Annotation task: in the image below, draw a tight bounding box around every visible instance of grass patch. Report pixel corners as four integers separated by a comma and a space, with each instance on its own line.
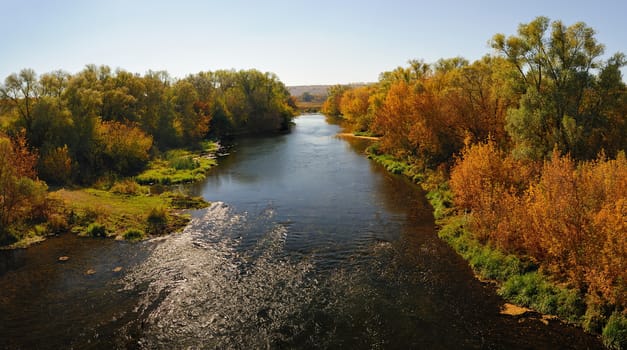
437, 215, 530, 281
51, 188, 190, 240
122, 228, 146, 241
367, 152, 411, 175
161, 191, 210, 209
146, 206, 168, 234
136, 149, 217, 185
436, 213, 586, 324
603, 312, 627, 350
499, 272, 585, 322
110, 180, 150, 195
423, 178, 454, 220
85, 222, 107, 238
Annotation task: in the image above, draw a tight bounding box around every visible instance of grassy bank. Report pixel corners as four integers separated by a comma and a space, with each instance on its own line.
367, 150, 625, 349
3, 145, 217, 248
136, 143, 218, 185
51, 185, 208, 241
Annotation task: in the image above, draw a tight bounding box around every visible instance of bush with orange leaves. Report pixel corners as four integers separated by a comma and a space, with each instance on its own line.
449, 140, 535, 248
451, 142, 626, 310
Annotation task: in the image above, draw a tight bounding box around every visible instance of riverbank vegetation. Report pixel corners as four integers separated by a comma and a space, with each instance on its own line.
0, 67, 296, 246
328, 17, 626, 348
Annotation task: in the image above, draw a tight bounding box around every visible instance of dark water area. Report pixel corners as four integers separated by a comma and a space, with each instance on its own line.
0, 114, 603, 349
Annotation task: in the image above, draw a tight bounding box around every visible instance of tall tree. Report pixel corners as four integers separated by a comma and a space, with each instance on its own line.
0, 133, 47, 241
321, 84, 348, 117
491, 16, 622, 159
171, 80, 210, 145
0, 69, 40, 133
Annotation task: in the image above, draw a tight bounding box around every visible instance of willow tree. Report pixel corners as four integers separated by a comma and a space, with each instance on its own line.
492, 16, 625, 159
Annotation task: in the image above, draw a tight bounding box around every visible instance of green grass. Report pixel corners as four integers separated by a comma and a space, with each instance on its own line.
367, 152, 411, 175
122, 228, 146, 241
499, 272, 585, 322
85, 222, 107, 238
52, 187, 201, 240
603, 313, 627, 350
437, 215, 529, 281
353, 131, 378, 137
2, 144, 217, 247
136, 149, 217, 185
161, 191, 210, 209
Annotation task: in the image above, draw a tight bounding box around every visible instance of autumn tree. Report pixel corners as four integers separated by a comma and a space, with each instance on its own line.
321, 84, 349, 117
338, 85, 374, 132
0, 133, 47, 243
447, 56, 519, 145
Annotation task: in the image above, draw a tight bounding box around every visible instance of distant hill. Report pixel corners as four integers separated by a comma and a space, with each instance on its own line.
287, 85, 331, 98
287, 84, 372, 112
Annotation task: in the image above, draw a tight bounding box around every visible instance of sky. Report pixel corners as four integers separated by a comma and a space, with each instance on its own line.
1, 0, 626, 86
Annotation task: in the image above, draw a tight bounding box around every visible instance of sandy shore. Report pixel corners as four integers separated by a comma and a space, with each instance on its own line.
336, 133, 380, 140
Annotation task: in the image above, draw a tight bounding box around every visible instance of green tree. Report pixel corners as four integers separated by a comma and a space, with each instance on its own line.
40, 70, 69, 98
492, 16, 623, 159
100, 69, 142, 123
171, 80, 210, 145
29, 95, 74, 154
0, 69, 40, 134
321, 84, 348, 117
98, 121, 153, 176
63, 66, 104, 181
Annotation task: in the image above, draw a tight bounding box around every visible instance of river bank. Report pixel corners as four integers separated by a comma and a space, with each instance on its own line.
1, 144, 219, 250
0, 114, 607, 348
336, 132, 380, 141
365, 150, 623, 349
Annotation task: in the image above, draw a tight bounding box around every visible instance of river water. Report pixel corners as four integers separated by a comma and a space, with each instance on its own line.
0, 114, 602, 349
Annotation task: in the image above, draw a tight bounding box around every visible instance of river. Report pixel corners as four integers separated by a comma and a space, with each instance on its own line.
0, 114, 602, 349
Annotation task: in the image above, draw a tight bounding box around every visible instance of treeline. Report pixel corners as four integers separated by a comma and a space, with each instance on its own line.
0, 66, 295, 243
324, 16, 626, 343
0, 66, 296, 184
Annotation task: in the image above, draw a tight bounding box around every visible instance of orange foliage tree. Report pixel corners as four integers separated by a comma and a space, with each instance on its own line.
338, 85, 374, 132
451, 144, 626, 309
0, 132, 47, 239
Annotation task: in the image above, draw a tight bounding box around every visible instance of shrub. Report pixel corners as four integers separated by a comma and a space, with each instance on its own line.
147, 206, 168, 234
46, 213, 69, 234
38, 145, 72, 185
603, 313, 627, 350
122, 228, 146, 241
110, 180, 148, 195
168, 155, 198, 170
86, 222, 107, 238
163, 191, 210, 209
99, 121, 153, 176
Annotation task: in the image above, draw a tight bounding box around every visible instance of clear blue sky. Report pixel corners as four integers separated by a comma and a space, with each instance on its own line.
1, 0, 626, 85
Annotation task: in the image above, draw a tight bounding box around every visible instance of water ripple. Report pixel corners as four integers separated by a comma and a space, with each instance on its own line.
121, 202, 317, 349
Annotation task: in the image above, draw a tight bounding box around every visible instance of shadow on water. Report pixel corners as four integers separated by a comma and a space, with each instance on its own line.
0, 114, 603, 349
